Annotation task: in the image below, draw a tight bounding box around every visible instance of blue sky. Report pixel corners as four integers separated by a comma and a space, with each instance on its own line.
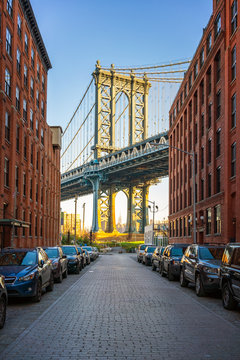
30, 0, 213, 229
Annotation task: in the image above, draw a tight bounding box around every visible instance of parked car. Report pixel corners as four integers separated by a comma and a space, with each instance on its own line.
136, 244, 148, 263
60, 245, 82, 274
160, 244, 188, 280
151, 246, 165, 271
220, 243, 240, 310
142, 245, 157, 266
43, 246, 68, 283
92, 247, 99, 258
0, 247, 54, 302
77, 246, 86, 268
180, 244, 225, 296
82, 249, 91, 265
82, 246, 95, 261
0, 274, 7, 329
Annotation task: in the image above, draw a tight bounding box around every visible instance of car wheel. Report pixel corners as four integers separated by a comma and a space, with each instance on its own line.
168, 266, 174, 281
46, 273, 54, 292
195, 274, 205, 297
57, 269, 63, 283
75, 263, 80, 274
180, 268, 188, 287
152, 263, 156, 271
0, 297, 6, 329
32, 279, 42, 302
63, 268, 68, 279
222, 282, 238, 310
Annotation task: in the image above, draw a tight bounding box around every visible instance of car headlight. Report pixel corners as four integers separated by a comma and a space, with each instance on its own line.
19, 272, 35, 282
202, 266, 218, 274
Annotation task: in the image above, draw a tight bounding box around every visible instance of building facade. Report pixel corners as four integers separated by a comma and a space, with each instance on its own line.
0, 0, 61, 248
61, 212, 82, 238
169, 0, 239, 245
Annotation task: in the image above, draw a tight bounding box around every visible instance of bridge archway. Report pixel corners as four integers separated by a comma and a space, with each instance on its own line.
115, 190, 128, 233
115, 92, 129, 149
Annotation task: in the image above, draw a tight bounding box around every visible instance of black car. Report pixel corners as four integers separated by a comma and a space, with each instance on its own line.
0, 248, 54, 302
0, 274, 7, 329
151, 246, 165, 271
44, 246, 68, 283
142, 246, 157, 266
160, 244, 188, 280
221, 243, 240, 310
180, 244, 225, 296
60, 245, 82, 274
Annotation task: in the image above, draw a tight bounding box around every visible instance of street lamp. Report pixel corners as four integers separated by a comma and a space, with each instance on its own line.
147, 200, 159, 244
152, 140, 196, 244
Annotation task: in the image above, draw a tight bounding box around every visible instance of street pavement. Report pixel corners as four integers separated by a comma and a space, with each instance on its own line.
1, 253, 240, 360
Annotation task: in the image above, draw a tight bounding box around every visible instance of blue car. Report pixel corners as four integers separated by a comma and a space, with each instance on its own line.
0, 248, 54, 302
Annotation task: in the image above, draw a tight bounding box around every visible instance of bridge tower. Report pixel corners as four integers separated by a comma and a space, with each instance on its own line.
88, 61, 151, 239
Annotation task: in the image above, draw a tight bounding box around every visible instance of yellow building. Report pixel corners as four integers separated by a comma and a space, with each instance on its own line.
61, 212, 81, 238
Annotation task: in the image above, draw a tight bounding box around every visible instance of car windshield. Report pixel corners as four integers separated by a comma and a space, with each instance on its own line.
147, 247, 156, 253
140, 245, 147, 250
199, 247, 224, 260
0, 251, 37, 266
77, 248, 82, 254
44, 249, 59, 258
61, 247, 77, 255
161, 248, 165, 255
171, 248, 185, 256
82, 247, 92, 251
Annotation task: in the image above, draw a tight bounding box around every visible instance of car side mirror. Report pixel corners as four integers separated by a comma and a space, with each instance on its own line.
39, 259, 44, 267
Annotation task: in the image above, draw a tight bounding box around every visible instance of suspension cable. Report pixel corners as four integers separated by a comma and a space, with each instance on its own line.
102, 60, 191, 71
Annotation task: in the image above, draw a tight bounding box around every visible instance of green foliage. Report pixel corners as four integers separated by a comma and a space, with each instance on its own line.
120, 242, 142, 253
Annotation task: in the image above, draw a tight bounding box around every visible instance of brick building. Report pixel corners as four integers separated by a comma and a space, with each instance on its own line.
0, 0, 62, 248
169, 0, 239, 244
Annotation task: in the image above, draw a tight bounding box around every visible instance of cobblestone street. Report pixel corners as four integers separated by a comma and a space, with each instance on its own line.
1, 253, 240, 360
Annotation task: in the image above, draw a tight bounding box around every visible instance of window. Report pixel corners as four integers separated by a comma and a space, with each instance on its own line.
17, 14, 22, 37
194, 91, 198, 115
207, 32, 212, 54
201, 114, 204, 136
35, 215, 38, 237
231, 0, 238, 34
208, 103, 212, 128
200, 48, 204, 68
31, 48, 35, 68
231, 93, 236, 128
216, 91, 221, 119
5, 112, 10, 141
4, 158, 9, 187
232, 248, 240, 267
41, 128, 44, 145
16, 125, 20, 152
24, 33, 28, 54
41, 157, 44, 175
41, 100, 44, 118
23, 172, 26, 196
201, 179, 204, 201
214, 205, 221, 234
180, 92, 183, 107
208, 139, 212, 163
206, 208, 211, 235
30, 77, 34, 98
30, 179, 32, 200
24, 134, 27, 159
208, 173, 212, 197
215, 13, 221, 38
24, 64, 28, 87
36, 182, 38, 202
15, 166, 19, 192
184, 83, 187, 99
36, 150, 39, 170
40, 217, 43, 237
195, 123, 198, 144
37, 63, 40, 80
231, 142, 236, 177
194, 62, 198, 80
216, 129, 221, 157
29, 213, 32, 236
6, 27, 12, 57
36, 119, 39, 138
231, 45, 236, 81
201, 147, 204, 169
23, 99, 27, 122
36, 90, 39, 108
200, 80, 204, 105
215, 51, 221, 82
30, 108, 33, 130
188, 215, 191, 236
189, 72, 192, 90
41, 187, 43, 205
22, 210, 25, 236
42, 75, 45, 92
16, 86, 20, 111
216, 166, 221, 193
207, 67, 211, 95
5, 68, 11, 97
17, 48, 21, 74
7, 0, 13, 17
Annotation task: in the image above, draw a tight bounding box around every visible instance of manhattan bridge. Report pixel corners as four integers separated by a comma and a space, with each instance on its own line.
61, 60, 190, 240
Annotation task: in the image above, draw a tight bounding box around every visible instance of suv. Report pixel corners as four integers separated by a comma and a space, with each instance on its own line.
136, 244, 148, 263
160, 244, 188, 280
60, 245, 82, 274
151, 246, 165, 271
0, 248, 54, 302
44, 246, 68, 283
0, 274, 7, 329
220, 243, 240, 310
142, 245, 157, 266
180, 244, 225, 296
